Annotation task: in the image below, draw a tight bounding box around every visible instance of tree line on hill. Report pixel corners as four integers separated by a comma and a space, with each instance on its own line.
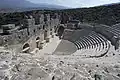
0, 3, 120, 27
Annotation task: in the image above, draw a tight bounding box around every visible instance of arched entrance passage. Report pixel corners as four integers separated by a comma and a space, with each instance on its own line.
57, 26, 65, 39
54, 26, 57, 33
22, 43, 30, 53
36, 37, 40, 48
44, 30, 48, 40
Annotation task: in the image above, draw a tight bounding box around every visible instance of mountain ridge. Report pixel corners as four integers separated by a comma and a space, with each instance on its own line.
0, 0, 66, 9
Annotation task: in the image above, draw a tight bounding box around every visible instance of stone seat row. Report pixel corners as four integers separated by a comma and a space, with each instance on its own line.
102, 26, 120, 36
71, 31, 110, 56
94, 24, 120, 50
67, 29, 92, 42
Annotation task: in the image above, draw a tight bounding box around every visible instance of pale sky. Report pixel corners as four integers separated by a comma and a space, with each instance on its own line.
28, 0, 120, 8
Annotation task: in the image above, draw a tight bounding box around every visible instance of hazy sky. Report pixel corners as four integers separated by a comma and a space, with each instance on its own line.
28, 0, 120, 8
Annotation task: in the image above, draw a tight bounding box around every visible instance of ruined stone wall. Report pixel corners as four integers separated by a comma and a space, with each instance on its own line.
21, 14, 60, 52
0, 13, 61, 53
13, 29, 29, 43
0, 28, 29, 46
39, 14, 44, 24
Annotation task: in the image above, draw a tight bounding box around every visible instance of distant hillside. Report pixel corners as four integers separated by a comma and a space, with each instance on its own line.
0, 0, 66, 12
60, 2, 120, 26
0, 3, 120, 26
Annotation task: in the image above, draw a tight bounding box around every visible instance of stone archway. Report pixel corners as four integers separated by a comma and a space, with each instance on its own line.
44, 30, 48, 40
57, 26, 65, 39
22, 43, 30, 53
36, 37, 40, 48
54, 26, 57, 33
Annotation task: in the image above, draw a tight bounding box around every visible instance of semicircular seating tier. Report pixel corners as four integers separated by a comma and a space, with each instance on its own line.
62, 29, 110, 57
101, 24, 120, 37
94, 24, 120, 49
